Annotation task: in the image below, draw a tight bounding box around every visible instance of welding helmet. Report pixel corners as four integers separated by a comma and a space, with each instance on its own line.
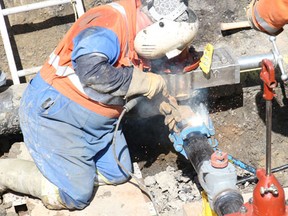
134, 0, 199, 60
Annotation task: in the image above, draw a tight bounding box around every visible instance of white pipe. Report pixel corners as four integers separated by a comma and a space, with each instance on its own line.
238, 52, 276, 71
74, 0, 85, 17
0, 0, 85, 84
17, 66, 42, 77
0, 4, 20, 84
1, 0, 73, 16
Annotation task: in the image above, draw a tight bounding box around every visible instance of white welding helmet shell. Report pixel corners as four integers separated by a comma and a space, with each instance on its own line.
134, 0, 199, 59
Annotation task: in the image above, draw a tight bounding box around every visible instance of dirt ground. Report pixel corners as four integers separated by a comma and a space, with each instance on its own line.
0, 0, 288, 215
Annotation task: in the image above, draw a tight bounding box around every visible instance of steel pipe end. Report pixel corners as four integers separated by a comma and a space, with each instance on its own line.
213, 190, 244, 216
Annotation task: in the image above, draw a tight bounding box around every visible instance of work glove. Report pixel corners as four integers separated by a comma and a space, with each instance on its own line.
150, 92, 196, 132
125, 67, 168, 99
160, 97, 198, 132
158, 96, 182, 132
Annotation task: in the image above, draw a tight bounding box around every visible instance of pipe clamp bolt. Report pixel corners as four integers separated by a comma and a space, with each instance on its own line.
210, 150, 228, 168
239, 205, 247, 214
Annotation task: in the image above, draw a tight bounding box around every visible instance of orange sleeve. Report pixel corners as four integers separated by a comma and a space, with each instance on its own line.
254, 0, 288, 31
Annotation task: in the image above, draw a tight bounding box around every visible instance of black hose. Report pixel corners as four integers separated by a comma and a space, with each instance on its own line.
112, 109, 130, 176
112, 96, 144, 174
111, 97, 160, 215
237, 163, 288, 185
112, 97, 145, 177
183, 132, 214, 172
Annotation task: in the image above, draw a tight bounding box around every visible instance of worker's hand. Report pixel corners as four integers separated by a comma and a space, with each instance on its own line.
125, 67, 168, 99
158, 96, 182, 132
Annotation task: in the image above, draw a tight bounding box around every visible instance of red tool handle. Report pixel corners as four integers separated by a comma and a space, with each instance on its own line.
260, 59, 277, 101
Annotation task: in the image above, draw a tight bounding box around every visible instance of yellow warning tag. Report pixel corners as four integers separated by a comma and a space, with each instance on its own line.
199, 43, 214, 74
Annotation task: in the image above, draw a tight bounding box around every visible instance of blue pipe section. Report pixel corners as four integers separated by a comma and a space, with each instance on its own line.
169, 115, 217, 159
227, 154, 256, 174
169, 113, 256, 174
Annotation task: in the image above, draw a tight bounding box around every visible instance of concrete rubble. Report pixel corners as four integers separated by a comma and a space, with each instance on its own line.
144, 166, 201, 216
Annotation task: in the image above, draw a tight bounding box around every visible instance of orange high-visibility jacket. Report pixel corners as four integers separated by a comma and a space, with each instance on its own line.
39, 0, 142, 118
252, 0, 288, 34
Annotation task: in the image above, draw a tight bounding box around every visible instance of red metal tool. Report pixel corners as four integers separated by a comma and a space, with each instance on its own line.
226, 59, 288, 216
260, 59, 277, 101
211, 150, 228, 168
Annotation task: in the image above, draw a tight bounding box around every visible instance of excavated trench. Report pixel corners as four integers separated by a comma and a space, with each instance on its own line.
0, 0, 288, 215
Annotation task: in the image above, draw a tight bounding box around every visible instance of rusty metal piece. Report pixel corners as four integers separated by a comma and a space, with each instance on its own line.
211, 150, 228, 168
260, 59, 277, 101
260, 59, 277, 176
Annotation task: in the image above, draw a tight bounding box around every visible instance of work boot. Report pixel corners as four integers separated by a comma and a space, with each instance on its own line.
7, 142, 33, 161
0, 158, 66, 210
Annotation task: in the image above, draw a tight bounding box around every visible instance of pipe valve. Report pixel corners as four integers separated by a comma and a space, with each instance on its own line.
260, 184, 279, 196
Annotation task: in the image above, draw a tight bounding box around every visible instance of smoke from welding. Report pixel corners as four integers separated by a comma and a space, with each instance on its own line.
133, 87, 209, 122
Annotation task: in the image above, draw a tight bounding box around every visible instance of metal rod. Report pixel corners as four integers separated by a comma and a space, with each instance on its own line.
266, 100, 272, 176
1, 0, 72, 16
